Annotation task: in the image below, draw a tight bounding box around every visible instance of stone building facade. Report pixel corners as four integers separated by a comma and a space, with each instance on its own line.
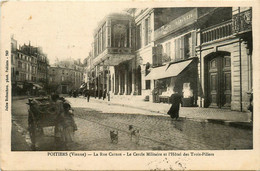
11, 38, 49, 95
196, 7, 252, 111
84, 7, 252, 112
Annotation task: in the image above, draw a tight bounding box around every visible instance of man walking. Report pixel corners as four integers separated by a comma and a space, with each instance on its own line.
86, 89, 90, 102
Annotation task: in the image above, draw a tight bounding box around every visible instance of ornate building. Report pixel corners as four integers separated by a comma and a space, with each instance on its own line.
89, 11, 135, 98
85, 7, 253, 112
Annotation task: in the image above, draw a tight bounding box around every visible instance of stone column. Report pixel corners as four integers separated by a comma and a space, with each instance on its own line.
102, 61, 105, 99
141, 65, 146, 96
131, 69, 135, 95
124, 69, 128, 95
118, 68, 121, 95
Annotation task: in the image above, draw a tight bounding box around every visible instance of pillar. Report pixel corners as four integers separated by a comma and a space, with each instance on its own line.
131, 69, 135, 95
124, 69, 127, 95
102, 62, 105, 99
118, 69, 121, 95
141, 65, 146, 95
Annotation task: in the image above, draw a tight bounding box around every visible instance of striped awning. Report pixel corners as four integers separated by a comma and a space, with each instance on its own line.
145, 59, 193, 80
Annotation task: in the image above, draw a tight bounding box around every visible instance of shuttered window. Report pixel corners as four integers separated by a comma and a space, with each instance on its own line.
173, 31, 197, 62
191, 31, 196, 57
148, 16, 151, 43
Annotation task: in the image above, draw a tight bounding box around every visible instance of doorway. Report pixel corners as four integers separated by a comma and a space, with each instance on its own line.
206, 53, 231, 108
61, 85, 68, 94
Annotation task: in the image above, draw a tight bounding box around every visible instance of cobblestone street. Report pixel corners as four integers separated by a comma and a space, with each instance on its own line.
11, 97, 253, 151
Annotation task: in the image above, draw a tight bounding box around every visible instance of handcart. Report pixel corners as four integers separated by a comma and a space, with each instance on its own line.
27, 97, 61, 150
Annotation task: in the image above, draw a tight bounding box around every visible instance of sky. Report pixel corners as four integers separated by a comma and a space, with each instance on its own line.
2, 1, 128, 64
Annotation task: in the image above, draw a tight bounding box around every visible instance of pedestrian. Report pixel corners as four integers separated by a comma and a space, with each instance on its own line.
248, 89, 253, 122
167, 89, 183, 120
99, 89, 102, 99
54, 102, 77, 150
85, 89, 90, 102
103, 88, 107, 100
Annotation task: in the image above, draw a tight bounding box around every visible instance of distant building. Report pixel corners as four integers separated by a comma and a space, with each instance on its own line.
48, 59, 84, 94
83, 52, 93, 89
11, 38, 49, 95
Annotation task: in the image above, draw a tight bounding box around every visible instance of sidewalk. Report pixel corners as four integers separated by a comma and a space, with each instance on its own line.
83, 95, 252, 129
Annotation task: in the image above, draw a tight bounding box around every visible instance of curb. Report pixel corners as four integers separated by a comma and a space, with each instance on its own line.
76, 96, 253, 130
206, 119, 252, 130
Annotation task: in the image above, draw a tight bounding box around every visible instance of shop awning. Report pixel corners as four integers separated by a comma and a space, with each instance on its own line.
163, 60, 193, 78
33, 84, 43, 89
145, 59, 193, 80
145, 64, 169, 80
17, 85, 23, 89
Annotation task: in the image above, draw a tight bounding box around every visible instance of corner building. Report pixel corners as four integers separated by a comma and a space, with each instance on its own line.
196, 7, 252, 111
91, 12, 136, 98
89, 7, 253, 112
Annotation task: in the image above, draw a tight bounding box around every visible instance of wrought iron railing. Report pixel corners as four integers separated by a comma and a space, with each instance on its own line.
232, 8, 252, 34
201, 20, 232, 44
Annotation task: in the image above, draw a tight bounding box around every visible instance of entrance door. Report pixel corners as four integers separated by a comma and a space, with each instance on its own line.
61, 85, 67, 94
208, 55, 231, 108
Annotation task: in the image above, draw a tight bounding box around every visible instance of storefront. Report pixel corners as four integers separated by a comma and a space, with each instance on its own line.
145, 58, 198, 106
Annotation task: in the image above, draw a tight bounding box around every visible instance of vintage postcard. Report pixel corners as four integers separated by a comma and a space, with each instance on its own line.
0, 0, 260, 170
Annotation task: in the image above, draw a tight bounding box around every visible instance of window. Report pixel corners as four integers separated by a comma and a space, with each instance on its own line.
145, 80, 151, 90
94, 34, 98, 57
152, 45, 163, 67
102, 24, 106, 51
11, 54, 14, 64
61, 76, 64, 81
145, 18, 149, 46
136, 24, 142, 50
162, 42, 171, 63
184, 33, 192, 58
174, 32, 196, 61
112, 24, 128, 48
98, 29, 102, 53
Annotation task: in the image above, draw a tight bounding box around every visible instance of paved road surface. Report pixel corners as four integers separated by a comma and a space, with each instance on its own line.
11, 97, 253, 151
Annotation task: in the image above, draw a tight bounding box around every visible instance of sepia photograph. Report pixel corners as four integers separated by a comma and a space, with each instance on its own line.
1, 1, 259, 170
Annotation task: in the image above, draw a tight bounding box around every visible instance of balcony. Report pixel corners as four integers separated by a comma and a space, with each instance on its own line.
232, 8, 252, 35
201, 20, 232, 44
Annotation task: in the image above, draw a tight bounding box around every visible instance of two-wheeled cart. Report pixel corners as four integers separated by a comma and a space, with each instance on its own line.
27, 97, 60, 150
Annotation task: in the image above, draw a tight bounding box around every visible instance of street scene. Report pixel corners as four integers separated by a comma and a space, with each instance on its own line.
10, 6, 253, 151
12, 95, 252, 151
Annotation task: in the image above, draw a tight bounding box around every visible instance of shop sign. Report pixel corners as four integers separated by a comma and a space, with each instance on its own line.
155, 8, 198, 40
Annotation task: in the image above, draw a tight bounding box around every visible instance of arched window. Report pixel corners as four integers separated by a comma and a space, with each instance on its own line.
145, 62, 151, 76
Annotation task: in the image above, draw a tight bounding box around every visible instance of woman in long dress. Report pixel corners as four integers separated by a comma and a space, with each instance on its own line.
167, 91, 182, 120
